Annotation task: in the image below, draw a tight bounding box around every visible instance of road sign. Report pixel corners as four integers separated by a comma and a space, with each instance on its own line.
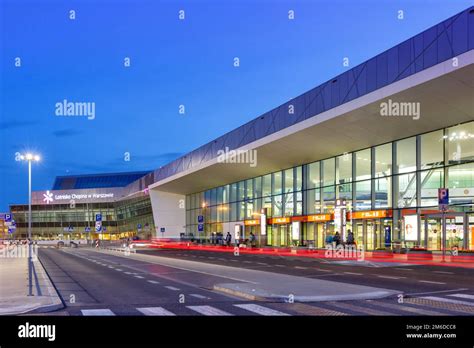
198, 224, 204, 232
85, 226, 91, 233
137, 223, 142, 232
160, 227, 165, 233
95, 213, 102, 232
198, 215, 204, 223
438, 188, 449, 211
5, 214, 12, 222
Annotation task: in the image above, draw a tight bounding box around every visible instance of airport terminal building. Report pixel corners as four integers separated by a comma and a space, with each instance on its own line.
10, 172, 155, 241
9, 7, 474, 251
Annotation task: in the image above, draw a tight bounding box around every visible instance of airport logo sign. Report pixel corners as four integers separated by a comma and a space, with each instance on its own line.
43, 191, 54, 204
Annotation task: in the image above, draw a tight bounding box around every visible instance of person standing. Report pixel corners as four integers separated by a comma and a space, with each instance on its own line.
333, 232, 341, 246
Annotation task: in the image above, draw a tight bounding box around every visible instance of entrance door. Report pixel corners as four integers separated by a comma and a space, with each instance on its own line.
366, 221, 375, 250
423, 213, 466, 251
354, 221, 364, 247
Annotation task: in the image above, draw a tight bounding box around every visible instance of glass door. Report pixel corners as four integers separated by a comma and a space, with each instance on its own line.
425, 217, 441, 250
366, 220, 374, 250
446, 217, 464, 250
424, 214, 465, 251
354, 221, 364, 247
279, 224, 289, 246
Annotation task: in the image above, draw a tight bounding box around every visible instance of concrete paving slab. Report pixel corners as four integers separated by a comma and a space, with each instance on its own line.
0, 246, 63, 315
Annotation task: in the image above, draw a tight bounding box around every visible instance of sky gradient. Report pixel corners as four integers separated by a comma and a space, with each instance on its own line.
1, 0, 472, 210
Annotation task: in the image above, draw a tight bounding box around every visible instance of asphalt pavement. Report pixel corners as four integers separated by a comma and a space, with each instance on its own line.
34, 246, 474, 316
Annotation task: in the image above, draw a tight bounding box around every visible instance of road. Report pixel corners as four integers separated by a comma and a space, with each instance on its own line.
35, 247, 474, 316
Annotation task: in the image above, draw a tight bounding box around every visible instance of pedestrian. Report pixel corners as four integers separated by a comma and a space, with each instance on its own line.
225, 232, 231, 246
249, 232, 256, 248
325, 233, 333, 246
333, 232, 341, 246
346, 230, 355, 245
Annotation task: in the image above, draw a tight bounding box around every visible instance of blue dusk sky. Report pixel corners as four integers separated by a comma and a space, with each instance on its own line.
0, 0, 472, 210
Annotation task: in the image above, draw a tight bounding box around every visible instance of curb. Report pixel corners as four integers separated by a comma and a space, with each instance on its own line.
213, 285, 265, 301
31, 256, 64, 313
213, 284, 400, 303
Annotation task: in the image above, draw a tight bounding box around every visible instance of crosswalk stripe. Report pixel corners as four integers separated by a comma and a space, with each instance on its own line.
433, 271, 454, 274
81, 309, 115, 316
294, 266, 308, 269
147, 280, 160, 284
187, 305, 233, 316
165, 286, 180, 291
422, 296, 474, 307
448, 293, 474, 300
136, 307, 176, 316
234, 304, 290, 316
344, 272, 362, 275
134, 275, 144, 279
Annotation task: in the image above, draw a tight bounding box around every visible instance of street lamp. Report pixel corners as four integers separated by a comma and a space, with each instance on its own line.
19, 152, 41, 296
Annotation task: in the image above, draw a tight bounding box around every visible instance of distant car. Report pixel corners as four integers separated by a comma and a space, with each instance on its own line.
70, 241, 78, 248
57, 241, 65, 248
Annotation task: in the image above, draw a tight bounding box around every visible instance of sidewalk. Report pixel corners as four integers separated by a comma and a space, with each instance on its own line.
0, 246, 63, 315
92, 247, 400, 302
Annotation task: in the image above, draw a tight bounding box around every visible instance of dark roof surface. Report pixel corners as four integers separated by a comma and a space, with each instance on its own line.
52, 171, 151, 190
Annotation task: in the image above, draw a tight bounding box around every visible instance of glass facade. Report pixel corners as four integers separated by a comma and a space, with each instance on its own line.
186, 121, 474, 250
10, 196, 154, 241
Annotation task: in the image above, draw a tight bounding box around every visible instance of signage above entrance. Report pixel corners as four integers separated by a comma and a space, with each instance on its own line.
349, 210, 391, 219
244, 219, 259, 226
268, 217, 290, 224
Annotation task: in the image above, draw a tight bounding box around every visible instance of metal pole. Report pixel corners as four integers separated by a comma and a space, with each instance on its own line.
442, 211, 446, 262
28, 160, 33, 296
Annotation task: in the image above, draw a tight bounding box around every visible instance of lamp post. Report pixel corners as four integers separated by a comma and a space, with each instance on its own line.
19, 153, 41, 296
